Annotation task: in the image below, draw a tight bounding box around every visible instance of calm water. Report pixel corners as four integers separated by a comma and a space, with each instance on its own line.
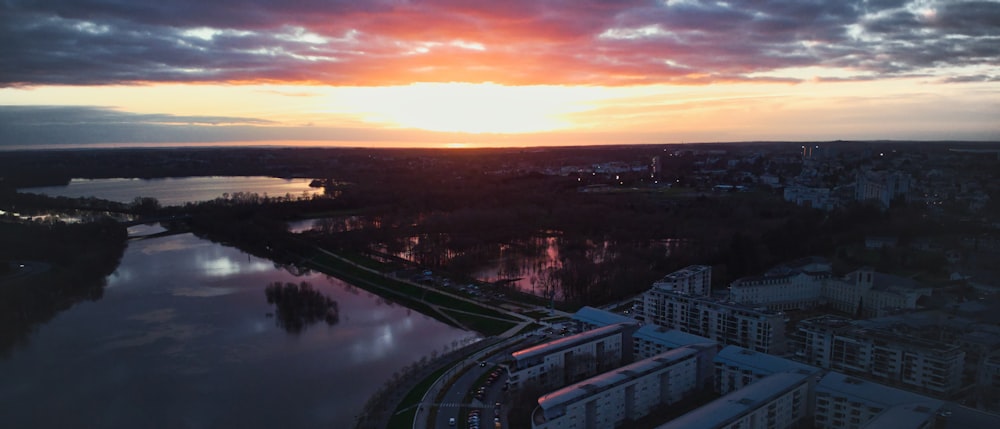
0, 226, 477, 429
19, 176, 324, 206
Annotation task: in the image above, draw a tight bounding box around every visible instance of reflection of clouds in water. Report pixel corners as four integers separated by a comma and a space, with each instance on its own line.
107, 267, 134, 287
129, 308, 176, 323
98, 322, 212, 351
141, 237, 209, 254
199, 256, 273, 277
351, 320, 406, 363
172, 287, 238, 297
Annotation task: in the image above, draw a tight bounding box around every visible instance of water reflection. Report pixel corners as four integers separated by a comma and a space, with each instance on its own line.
19, 176, 325, 206
264, 281, 340, 334
0, 231, 476, 429
370, 234, 692, 301
199, 256, 273, 277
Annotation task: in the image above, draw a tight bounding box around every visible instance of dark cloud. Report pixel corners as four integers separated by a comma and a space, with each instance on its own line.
1, 0, 997, 86
940, 74, 1000, 83
0, 105, 484, 147
0, 106, 273, 126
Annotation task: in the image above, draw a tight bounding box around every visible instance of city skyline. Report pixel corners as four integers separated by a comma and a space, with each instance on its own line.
1, 0, 998, 148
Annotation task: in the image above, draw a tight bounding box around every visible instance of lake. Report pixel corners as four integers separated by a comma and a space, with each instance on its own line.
0, 226, 477, 429
19, 176, 324, 206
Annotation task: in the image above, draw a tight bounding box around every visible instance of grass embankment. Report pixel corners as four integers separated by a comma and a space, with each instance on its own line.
386, 364, 451, 429
305, 250, 519, 336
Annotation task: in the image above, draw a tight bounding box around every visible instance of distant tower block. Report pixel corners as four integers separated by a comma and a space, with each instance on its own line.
651, 155, 662, 180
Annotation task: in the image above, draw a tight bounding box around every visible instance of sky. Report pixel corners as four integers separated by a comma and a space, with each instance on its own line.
1, 0, 998, 149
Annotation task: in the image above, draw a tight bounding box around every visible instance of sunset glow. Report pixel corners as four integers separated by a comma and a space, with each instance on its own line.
1, 0, 997, 148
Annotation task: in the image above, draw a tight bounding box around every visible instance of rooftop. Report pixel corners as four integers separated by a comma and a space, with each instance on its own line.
635, 325, 717, 349
537, 346, 702, 412
572, 306, 636, 328
714, 345, 819, 376
512, 323, 633, 362
656, 265, 711, 283
871, 272, 924, 291
817, 371, 943, 409
862, 402, 944, 429
654, 371, 812, 429
649, 289, 785, 316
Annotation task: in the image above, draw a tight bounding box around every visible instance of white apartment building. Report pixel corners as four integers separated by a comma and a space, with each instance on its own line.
729, 257, 832, 311
510, 322, 638, 390
728, 259, 931, 317
815, 372, 943, 429
640, 288, 788, 354
795, 317, 965, 398
531, 345, 715, 429
823, 268, 931, 318
713, 345, 821, 395
634, 324, 718, 360
855, 170, 911, 208
655, 370, 815, 429
651, 265, 713, 296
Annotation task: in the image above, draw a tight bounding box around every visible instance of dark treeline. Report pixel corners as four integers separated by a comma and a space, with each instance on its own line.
2, 144, 980, 309
0, 218, 127, 356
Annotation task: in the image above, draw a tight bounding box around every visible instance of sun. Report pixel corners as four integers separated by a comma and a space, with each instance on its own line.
321, 83, 607, 134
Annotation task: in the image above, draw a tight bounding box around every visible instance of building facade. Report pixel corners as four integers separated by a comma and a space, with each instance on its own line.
531, 345, 715, 429
640, 288, 788, 354
633, 324, 718, 360
814, 372, 943, 429
510, 323, 638, 390
729, 257, 832, 311
651, 265, 713, 296
713, 345, 820, 395
795, 317, 965, 398
655, 370, 815, 429
822, 268, 932, 318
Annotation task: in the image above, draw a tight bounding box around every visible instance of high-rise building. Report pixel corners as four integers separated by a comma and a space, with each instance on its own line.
651, 265, 713, 296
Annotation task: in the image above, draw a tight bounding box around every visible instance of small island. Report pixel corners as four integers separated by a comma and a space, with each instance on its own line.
264, 281, 340, 334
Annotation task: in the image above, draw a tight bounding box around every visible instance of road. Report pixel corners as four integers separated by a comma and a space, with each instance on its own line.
431, 335, 558, 429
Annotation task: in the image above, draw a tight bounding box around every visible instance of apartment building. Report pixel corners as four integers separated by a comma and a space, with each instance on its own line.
978, 352, 1000, 410
823, 268, 931, 318
572, 305, 636, 332
795, 316, 965, 398
728, 259, 931, 317
651, 265, 713, 296
634, 324, 718, 360
655, 370, 815, 429
814, 372, 943, 429
729, 257, 831, 311
531, 345, 715, 429
510, 322, 638, 390
640, 288, 788, 354
713, 345, 821, 395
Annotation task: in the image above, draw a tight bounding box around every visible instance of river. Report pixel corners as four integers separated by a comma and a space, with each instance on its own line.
0, 225, 477, 429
